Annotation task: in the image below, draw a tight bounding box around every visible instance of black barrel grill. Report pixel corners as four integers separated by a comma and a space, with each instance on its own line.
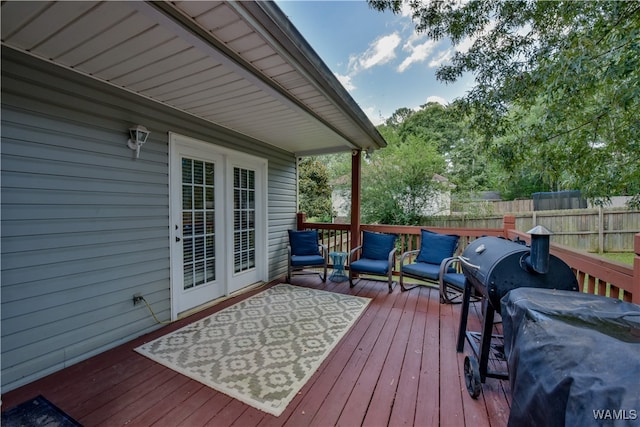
455, 227, 579, 398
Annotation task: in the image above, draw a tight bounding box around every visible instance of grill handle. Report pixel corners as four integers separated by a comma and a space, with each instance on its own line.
458, 255, 480, 270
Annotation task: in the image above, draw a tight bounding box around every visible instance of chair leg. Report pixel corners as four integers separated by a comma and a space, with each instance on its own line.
387, 272, 394, 293
440, 279, 451, 303
399, 270, 407, 291
399, 272, 419, 292
349, 270, 356, 288
322, 263, 327, 282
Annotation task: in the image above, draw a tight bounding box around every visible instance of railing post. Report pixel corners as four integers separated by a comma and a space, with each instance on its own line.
503, 215, 516, 239
633, 233, 640, 305
297, 212, 306, 231
351, 150, 362, 250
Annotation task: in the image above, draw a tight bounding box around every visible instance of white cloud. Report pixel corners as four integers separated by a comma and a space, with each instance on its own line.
350, 33, 402, 73
428, 49, 452, 68
335, 73, 356, 92
399, 2, 413, 18
425, 95, 448, 106
455, 36, 475, 54
363, 106, 385, 126
398, 38, 438, 72
455, 19, 496, 54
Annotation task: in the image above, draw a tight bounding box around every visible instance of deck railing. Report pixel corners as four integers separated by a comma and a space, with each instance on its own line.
296, 213, 640, 304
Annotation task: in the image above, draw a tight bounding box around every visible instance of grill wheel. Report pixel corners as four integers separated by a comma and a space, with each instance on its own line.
464, 355, 481, 399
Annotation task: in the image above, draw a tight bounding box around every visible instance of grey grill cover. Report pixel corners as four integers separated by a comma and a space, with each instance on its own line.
502, 288, 640, 427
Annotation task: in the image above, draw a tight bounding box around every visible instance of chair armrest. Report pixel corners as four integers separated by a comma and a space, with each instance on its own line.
349, 245, 363, 263
400, 249, 420, 265
388, 248, 397, 269
439, 256, 460, 278
319, 244, 328, 259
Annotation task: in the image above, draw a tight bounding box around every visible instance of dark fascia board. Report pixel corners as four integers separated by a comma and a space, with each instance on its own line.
241, 1, 387, 151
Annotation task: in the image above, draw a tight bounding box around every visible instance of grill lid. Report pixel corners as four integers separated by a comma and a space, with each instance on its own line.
460, 236, 579, 312
460, 237, 529, 285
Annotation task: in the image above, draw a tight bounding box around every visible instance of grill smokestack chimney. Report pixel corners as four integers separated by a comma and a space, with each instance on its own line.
525, 225, 552, 274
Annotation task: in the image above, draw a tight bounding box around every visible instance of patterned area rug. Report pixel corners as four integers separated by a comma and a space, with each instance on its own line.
135, 284, 370, 416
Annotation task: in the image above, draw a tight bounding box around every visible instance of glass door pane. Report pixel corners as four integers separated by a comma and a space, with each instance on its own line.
182, 158, 216, 289
233, 167, 256, 273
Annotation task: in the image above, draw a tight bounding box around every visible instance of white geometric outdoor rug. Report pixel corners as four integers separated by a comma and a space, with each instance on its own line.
135, 284, 370, 416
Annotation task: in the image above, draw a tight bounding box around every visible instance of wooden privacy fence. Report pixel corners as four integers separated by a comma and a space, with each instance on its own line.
296, 213, 640, 304
423, 208, 640, 253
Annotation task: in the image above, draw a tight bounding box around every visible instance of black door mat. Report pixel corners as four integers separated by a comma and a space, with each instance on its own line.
1, 395, 82, 427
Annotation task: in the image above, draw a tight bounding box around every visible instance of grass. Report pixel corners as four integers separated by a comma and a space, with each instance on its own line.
597, 252, 634, 265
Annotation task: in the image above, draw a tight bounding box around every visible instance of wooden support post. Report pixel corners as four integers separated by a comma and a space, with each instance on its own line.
297, 212, 306, 231
351, 150, 362, 250
633, 233, 640, 305
598, 205, 604, 253
503, 215, 516, 239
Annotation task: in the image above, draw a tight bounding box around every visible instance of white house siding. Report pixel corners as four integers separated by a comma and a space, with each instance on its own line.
0, 49, 297, 392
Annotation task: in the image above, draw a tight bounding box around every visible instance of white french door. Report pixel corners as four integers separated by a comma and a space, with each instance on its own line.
169, 133, 267, 319
228, 162, 262, 293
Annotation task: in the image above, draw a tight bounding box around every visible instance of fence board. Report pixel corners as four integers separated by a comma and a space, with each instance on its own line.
427, 209, 639, 253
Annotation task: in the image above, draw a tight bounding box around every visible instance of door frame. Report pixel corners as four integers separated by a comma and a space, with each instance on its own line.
225, 158, 267, 294
168, 132, 268, 320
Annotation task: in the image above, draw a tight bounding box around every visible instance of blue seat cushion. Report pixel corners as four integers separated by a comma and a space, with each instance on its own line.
443, 272, 466, 290
416, 229, 459, 265
361, 231, 397, 260
351, 258, 390, 275
291, 254, 325, 267
402, 262, 441, 281
288, 229, 321, 256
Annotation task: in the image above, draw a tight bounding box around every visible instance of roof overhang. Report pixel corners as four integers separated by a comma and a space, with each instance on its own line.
1, 1, 387, 156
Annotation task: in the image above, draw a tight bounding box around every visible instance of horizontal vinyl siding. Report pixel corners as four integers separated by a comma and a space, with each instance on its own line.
1, 48, 297, 392
1, 105, 171, 391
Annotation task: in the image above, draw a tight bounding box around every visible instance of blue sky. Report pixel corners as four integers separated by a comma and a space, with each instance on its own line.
276, 0, 475, 125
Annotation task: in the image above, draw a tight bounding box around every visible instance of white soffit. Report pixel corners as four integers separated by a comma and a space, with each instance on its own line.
0, 0, 386, 156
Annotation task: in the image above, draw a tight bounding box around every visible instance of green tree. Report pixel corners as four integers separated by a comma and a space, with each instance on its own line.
298, 157, 334, 221
385, 107, 415, 127
369, 0, 640, 202
361, 124, 447, 225
398, 102, 463, 153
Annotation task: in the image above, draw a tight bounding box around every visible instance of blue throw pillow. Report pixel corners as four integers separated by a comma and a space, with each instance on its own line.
288, 230, 321, 256
361, 231, 397, 260
416, 229, 458, 265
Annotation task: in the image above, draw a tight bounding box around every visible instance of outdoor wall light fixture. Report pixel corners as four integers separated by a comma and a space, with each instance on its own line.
127, 125, 150, 158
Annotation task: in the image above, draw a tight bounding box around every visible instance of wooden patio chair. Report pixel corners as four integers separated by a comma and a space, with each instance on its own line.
399, 229, 467, 303
287, 229, 328, 282
349, 230, 398, 293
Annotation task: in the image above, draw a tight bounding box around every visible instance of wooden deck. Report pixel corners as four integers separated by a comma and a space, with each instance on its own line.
1, 277, 510, 426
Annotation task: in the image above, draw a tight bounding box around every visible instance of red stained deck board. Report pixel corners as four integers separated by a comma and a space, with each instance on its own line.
438, 301, 467, 427
81, 367, 180, 426
414, 286, 441, 427
1, 277, 510, 427
149, 383, 211, 426
120, 376, 199, 426
388, 285, 435, 427
324, 287, 410, 426
178, 391, 234, 426
276, 280, 392, 427
361, 287, 420, 426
